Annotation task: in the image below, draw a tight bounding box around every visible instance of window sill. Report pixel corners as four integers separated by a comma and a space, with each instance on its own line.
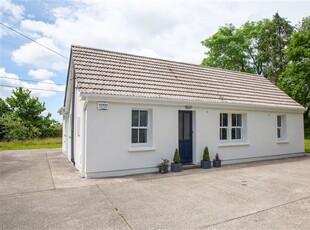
277, 140, 289, 144
218, 142, 250, 147
128, 146, 156, 152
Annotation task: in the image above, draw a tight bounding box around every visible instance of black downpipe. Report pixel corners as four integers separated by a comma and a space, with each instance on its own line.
71, 68, 76, 165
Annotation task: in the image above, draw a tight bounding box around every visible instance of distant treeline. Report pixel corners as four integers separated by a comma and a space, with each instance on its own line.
202, 13, 310, 127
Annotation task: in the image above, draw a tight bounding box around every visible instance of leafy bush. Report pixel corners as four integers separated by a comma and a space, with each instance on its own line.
0, 114, 40, 141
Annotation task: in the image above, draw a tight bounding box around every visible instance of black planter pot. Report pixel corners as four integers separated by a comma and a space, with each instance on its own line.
162, 165, 169, 173
158, 167, 163, 173
171, 163, 182, 172
213, 160, 221, 168
201, 160, 212, 169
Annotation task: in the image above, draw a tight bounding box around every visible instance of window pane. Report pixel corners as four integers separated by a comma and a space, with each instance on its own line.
184, 113, 190, 140
231, 128, 242, 140
220, 113, 223, 126
232, 114, 236, 126
237, 114, 242, 126
132, 110, 139, 127
231, 128, 236, 139
220, 113, 228, 127
236, 128, 242, 139
223, 113, 228, 126
277, 128, 281, 138
140, 111, 148, 127
277, 116, 281, 127
132, 129, 138, 143
139, 129, 147, 143
220, 128, 227, 140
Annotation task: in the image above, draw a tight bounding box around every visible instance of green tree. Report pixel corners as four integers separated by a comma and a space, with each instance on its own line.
0, 98, 10, 116
6, 87, 46, 128
201, 13, 293, 85
261, 13, 294, 84
0, 87, 62, 141
280, 17, 310, 126
201, 24, 251, 73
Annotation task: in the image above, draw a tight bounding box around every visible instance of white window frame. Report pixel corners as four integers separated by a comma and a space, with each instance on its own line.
219, 113, 245, 143
131, 109, 151, 146
277, 115, 287, 141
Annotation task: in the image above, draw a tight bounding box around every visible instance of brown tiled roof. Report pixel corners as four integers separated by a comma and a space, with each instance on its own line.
71, 45, 303, 110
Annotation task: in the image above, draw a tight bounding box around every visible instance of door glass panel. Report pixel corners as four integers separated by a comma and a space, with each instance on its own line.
179, 113, 183, 139
183, 113, 190, 140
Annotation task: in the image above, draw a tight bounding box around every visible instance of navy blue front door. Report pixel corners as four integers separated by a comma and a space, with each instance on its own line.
178, 111, 193, 164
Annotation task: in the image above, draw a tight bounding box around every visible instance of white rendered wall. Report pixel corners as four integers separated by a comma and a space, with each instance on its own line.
73, 90, 84, 171
83, 101, 304, 178
62, 115, 68, 155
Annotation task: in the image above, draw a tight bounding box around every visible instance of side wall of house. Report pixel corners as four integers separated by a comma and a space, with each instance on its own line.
85, 101, 304, 178
74, 89, 85, 172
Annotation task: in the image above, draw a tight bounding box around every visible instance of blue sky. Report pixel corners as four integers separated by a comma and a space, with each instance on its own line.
1, 0, 310, 122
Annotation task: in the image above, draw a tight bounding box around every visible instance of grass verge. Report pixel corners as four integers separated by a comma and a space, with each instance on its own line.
305, 139, 310, 154
0, 138, 62, 150
1, 137, 310, 153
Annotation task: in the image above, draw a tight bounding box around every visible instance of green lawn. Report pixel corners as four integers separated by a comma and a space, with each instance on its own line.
304, 127, 310, 154
305, 139, 310, 153
0, 138, 62, 150
0, 136, 309, 153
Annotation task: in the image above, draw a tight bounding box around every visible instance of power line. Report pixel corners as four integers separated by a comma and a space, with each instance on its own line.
0, 84, 64, 92
0, 22, 68, 60
0, 75, 65, 86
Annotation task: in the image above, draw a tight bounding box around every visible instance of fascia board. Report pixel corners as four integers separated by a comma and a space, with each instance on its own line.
80, 93, 306, 114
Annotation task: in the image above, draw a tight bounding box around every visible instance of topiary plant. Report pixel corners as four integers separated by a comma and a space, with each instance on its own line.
203, 146, 210, 161
173, 148, 181, 163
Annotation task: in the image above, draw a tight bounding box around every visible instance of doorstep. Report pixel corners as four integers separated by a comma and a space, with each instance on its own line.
182, 164, 200, 170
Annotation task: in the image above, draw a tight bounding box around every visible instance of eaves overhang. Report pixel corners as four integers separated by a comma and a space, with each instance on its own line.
80, 93, 306, 114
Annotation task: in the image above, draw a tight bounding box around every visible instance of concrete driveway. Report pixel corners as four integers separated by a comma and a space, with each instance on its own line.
0, 149, 310, 229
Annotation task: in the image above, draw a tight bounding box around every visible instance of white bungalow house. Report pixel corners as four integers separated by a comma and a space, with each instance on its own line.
59, 45, 305, 178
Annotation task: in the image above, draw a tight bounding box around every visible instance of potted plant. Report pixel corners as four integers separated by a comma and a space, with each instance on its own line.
156, 158, 169, 173
201, 146, 212, 169
213, 153, 221, 167
171, 148, 182, 172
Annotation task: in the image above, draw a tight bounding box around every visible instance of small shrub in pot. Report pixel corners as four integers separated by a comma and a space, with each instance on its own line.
201, 146, 212, 169
171, 148, 182, 172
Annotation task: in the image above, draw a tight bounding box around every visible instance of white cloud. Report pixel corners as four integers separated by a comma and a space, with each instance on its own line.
12, 37, 67, 71
28, 69, 55, 80
8, 0, 310, 72
130, 48, 160, 59
0, 67, 64, 98
0, 0, 24, 37
0, 0, 24, 20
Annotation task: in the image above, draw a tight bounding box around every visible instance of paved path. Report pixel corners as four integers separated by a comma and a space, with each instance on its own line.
0, 149, 310, 229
